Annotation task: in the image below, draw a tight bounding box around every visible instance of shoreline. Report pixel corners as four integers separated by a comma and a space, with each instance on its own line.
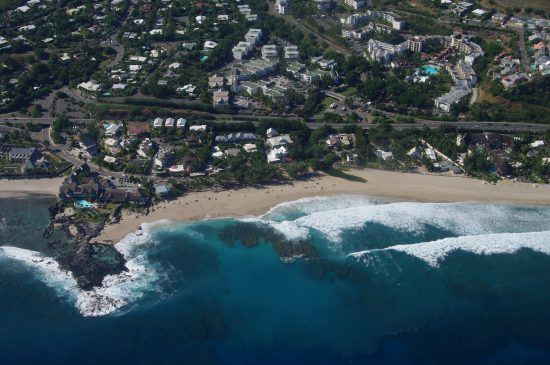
96, 168, 550, 244
0, 177, 64, 198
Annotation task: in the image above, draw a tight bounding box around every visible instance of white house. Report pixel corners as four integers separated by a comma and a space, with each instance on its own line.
153, 117, 164, 128
105, 123, 121, 136
375, 150, 394, 161
266, 128, 279, 138
176, 118, 187, 128
243, 143, 258, 153
204, 41, 218, 50
267, 134, 293, 148
189, 125, 207, 132
267, 146, 288, 163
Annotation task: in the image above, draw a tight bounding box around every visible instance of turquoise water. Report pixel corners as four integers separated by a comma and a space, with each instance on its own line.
1, 196, 550, 364
76, 200, 93, 208
200, 55, 208, 62
420, 65, 439, 75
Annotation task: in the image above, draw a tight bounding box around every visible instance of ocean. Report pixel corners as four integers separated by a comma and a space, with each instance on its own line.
1, 195, 550, 365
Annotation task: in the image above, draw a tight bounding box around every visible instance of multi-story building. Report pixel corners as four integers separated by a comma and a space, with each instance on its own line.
345, 0, 366, 10
245, 28, 263, 47
276, 0, 288, 14
232, 41, 253, 60
261, 44, 279, 60
434, 87, 471, 112
366, 39, 407, 64
284, 45, 300, 60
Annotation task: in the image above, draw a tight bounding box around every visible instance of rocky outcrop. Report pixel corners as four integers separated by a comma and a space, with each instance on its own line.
58, 243, 126, 290
219, 221, 317, 260
44, 203, 128, 291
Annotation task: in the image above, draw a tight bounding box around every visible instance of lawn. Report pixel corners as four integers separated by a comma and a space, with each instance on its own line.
340, 87, 358, 97
321, 97, 335, 111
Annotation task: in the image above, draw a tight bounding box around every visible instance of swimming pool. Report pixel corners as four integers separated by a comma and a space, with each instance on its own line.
420, 65, 440, 75
75, 200, 94, 208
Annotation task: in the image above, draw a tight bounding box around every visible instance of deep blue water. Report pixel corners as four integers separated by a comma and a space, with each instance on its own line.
1, 196, 550, 365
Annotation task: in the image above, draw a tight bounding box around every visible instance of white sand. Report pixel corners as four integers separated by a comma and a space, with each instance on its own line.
0, 177, 64, 197
96, 169, 550, 244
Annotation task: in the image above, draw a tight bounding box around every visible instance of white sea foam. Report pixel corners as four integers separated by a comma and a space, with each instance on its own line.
75, 226, 164, 317
350, 231, 550, 267
260, 199, 550, 245
0, 223, 165, 317
262, 195, 377, 221
0, 246, 79, 299
265, 221, 310, 241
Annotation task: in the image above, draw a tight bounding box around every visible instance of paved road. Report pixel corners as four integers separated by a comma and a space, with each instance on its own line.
324, 91, 346, 102
1, 115, 550, 133
102, 6, 133, 69
0, 117, 93, 124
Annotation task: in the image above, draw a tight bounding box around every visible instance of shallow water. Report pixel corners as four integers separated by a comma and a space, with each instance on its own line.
1, 196, 550, 364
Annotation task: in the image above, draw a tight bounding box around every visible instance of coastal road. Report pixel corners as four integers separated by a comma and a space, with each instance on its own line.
215, 118, 550, 133
1, 116, 550, 133
0, 117, 93, 124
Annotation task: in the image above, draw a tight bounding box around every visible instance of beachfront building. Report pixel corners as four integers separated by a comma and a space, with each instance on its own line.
375, 150, 394, 161
267, 146, 288, 163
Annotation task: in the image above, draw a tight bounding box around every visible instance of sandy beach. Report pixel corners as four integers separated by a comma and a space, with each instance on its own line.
96, 169, 550, 244
0, 177, 64, 197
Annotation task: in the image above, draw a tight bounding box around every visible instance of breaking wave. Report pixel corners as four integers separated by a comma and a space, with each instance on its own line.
350, 230, 550, 267
3, 196, 549, 317
0, 222, 167, 317
256, 197, 550, 246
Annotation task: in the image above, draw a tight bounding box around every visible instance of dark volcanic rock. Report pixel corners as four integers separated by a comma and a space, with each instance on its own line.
59, 243, 126, 290
219, 222, 317, 260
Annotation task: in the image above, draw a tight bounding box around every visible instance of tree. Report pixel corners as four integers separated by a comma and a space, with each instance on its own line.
463, 150, 493, 174
285, 162, 309, 178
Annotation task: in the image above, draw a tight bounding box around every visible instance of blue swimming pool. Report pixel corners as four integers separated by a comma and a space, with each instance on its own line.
420, 65, 440, 75
75, 200, 94, 208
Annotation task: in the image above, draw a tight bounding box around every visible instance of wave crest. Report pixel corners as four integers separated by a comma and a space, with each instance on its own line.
350, 231, 550, 267
258, 198, 550, 245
